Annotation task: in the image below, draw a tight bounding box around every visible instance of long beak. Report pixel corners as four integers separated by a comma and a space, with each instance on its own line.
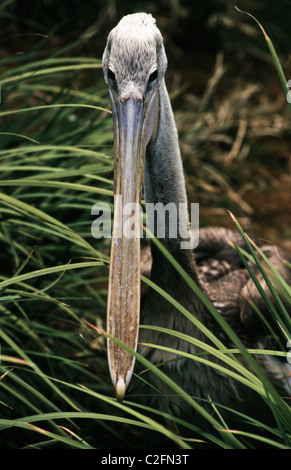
107, 96, 149, 401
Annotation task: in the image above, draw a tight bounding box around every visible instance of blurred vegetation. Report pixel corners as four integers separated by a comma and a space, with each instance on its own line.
0, 0, 290, 450
2, 0, 291, 250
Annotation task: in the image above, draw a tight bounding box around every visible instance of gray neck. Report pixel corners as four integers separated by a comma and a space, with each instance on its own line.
142, 80, 206, 339
144, 79, 191, 250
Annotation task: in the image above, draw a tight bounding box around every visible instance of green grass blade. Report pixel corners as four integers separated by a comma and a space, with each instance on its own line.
235, 6, 291, 112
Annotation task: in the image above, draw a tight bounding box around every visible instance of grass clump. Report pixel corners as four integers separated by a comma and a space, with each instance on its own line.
0, 14, 117, 448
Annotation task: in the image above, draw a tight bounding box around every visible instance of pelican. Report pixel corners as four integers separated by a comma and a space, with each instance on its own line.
102, 13, 291, 425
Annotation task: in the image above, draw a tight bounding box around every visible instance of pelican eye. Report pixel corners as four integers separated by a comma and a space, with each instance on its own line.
108, 68, 116, 81
148, 70, 158, 82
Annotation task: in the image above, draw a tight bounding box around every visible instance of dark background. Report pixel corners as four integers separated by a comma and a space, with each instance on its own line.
1, 0, 291, 250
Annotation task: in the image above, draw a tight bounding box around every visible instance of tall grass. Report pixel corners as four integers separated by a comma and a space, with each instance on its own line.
0, 6, 290, 449
0, 22, 119, 448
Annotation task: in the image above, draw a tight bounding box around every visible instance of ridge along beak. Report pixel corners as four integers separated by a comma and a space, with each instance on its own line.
107, 91, 158, 401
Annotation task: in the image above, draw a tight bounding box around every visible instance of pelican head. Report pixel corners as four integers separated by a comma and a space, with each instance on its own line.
103, 13, 167, 102
102, 13, 167, 400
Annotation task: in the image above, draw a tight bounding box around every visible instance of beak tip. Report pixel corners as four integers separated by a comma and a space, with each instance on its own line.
115, 377, 127, 402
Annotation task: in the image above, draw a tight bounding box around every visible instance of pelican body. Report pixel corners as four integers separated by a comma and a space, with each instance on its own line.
102, 13, 291, 424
